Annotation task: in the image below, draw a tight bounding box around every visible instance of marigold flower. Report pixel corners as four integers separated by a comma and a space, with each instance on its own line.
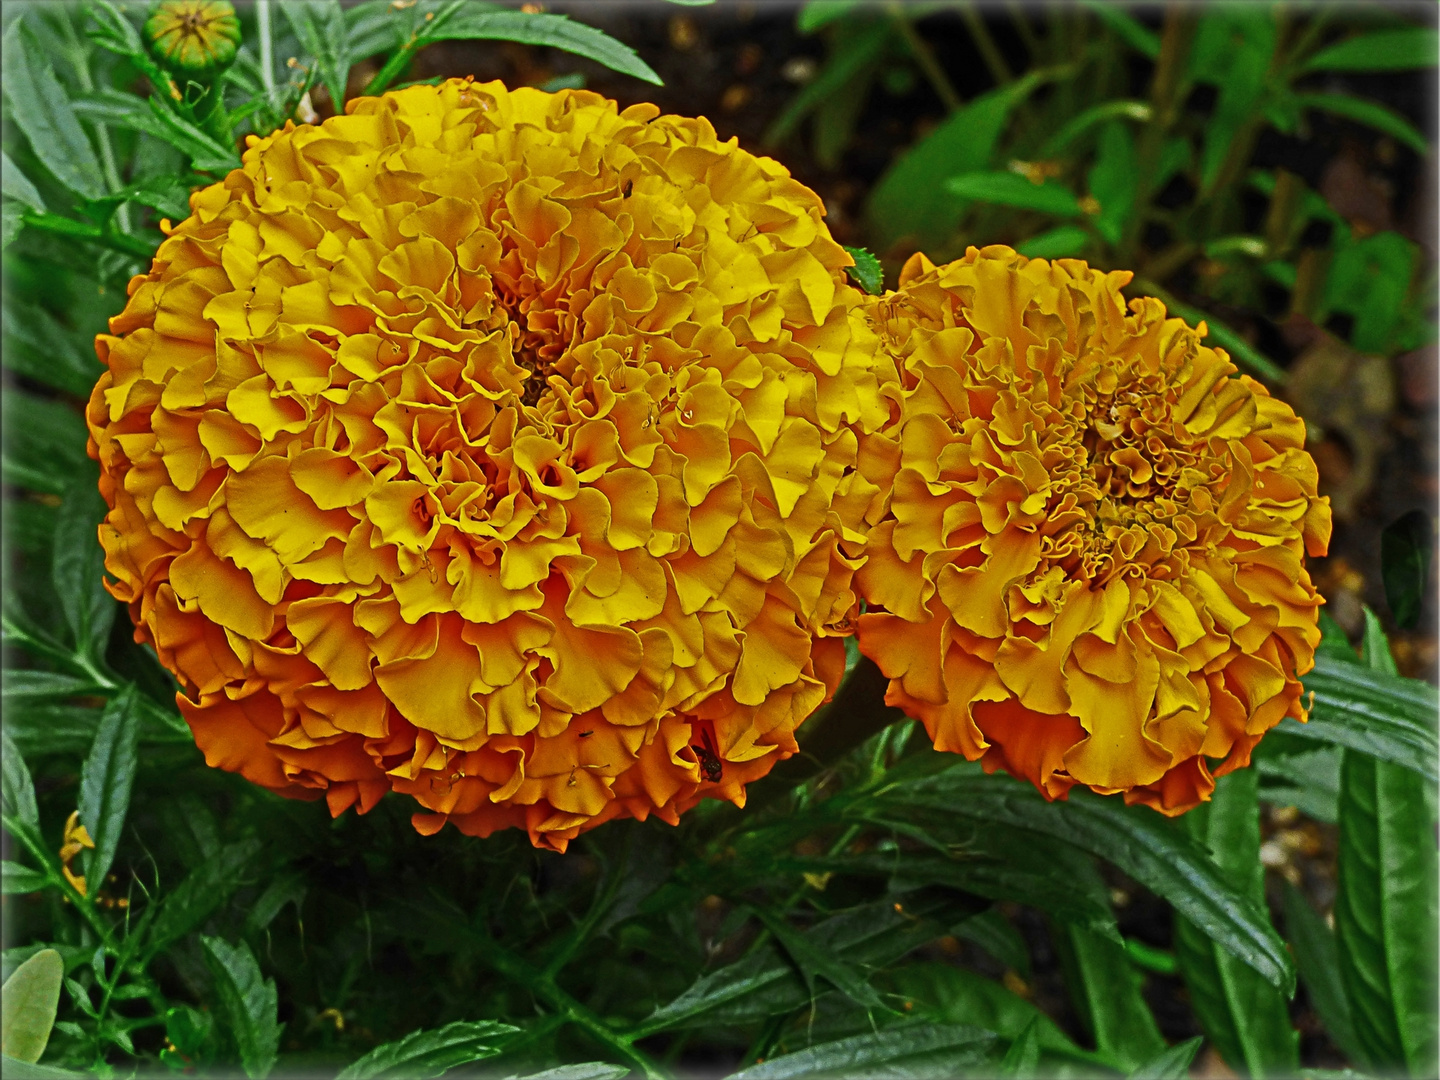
855, 247, 1331, 813
87, 80, 891, 851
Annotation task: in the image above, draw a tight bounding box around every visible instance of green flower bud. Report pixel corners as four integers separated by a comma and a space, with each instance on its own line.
144, 1, 242, 75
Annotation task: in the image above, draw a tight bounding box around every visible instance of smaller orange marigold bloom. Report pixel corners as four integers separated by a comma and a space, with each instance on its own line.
88, 80, 892, 851
855, 247, 1331, 814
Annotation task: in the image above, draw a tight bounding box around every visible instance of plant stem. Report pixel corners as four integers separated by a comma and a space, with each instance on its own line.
889, 5, 962, 113
959, 5, 1014, 85
256, 0, 275, 94
19, 212, 157, 260
363, 41, 419, 98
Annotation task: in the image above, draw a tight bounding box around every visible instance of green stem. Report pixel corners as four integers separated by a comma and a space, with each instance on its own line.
541, 844, 626, 981
363, 39, 420, 98
889, 5, 962, 113
19, 212, 157, 260
256, 0, 275, 94
959, 5, 1014, 85
2, 813, 113, 946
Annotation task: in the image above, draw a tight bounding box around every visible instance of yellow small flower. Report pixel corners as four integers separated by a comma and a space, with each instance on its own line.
59, 810, 95, 897
855, 246, 1331, 814
145, 1, 242, 74
88, 80, 894, 851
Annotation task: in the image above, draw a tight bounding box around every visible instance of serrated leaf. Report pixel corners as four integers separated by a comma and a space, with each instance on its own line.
52, 464, 116, 662
1381, 510, 1432, 630
1, 19, 105, 200
336, 1020, 517, 1079
1, 862, 49, 895
283, 0, 351, 110
1, 730, 40, 834
945, 171, 1083, 216
842, 246, 883, 295
754, 907, 888, 1011
1172, 768, 1299, 1076
729, 1022, 997, 1079
0, 391, 89, 496
890, 771, 1296, 994
145, 840, 263, 960
868, 74, 1044, 247
418, 11, 659, 85
1303, 28, 1439, 73
1, 949, 63, 1063
200, 937, 281, 1079
1055, 924, 1166, 1070
1283, 881, 1363, 1065
1126, 1036, 1203, 1079
77, 685, 140, 893
1335, 749, 1439, 1075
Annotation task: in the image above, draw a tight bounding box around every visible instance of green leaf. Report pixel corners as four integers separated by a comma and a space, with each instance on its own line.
77, 685, 140, 893
1335, 750, 1439, 1075
1088, 121, 1137, 245
0, 862, 49, 895
71, 92, 236, 173
1, 730, 40, 835
145, 839, 263, 960
882, 963, 1098, 1066
52, 463, 116, 662
754, 907, 888, 1011
1190, 7, 1278, 192
1303, 28, 1439, 73
1255, 743, 1341, 823
282, 0, 351, 110
1079, 0, 1160, 58
764, 22, 888, 149
0, 672, 97, 703
0, 1056, 86, 1078
1381, 510, 1432, 630
95, 175, 195, 221
200, 936, 281, 1080
1172, 768, 1299, 1076
890, 772, 1296, 994
1283, 882, 1364, 1065
797, 1, 862, 34
0, 391, 89, 496
1038, 99, 1153, 156
1017, 225, 1090, 260
1322, 230, 1420, 355
419, 11, 660, 85
945, 172, 1083, 216
0, 19, 106, 200
2, 202, 24, 249
1292, 93, 1428, 156
999, 1016, 1042, 1077
1055, 924, 1166, 1070
1290, 654, 1438, 782
953, 909, 1031, 977
0, 949, 63, 1064
728, 1022, 997, 1079
868, 73, 1044, 247
502, 1066, 629, 1080
1, 152, 45, 213
335, 1020, 517, 1079
1127, 1037, 1203, 1079
842, 246, 883, 295
1, 297, 105, 398
1360, 607, 1399, 676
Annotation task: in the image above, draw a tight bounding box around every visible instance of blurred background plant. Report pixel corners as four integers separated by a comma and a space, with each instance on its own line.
2, 2, 1436, 1079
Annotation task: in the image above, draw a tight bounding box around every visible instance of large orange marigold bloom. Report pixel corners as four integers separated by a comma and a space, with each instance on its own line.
87, 80, 891, 851
855, 247, 1331, 813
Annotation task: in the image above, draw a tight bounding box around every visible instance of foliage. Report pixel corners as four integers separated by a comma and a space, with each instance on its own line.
2, 2, 1437, 1078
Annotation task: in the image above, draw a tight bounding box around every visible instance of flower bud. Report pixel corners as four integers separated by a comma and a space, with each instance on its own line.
144, 0, 241, 74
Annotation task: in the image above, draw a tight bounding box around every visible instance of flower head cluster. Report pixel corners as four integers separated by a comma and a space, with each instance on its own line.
855, 248, 1331, 813
88, 80, 892, 850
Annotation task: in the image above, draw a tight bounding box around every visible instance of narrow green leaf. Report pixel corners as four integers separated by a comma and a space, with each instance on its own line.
0, 672, 97, 703
764, 24, 888, 147
145, 840, 263, 959
1088, 121, 1137, 245
1056, 924, 1166, 1070
728, 1022, 997, 1079
945, 171, 1083, 216
1283, 881, 1363, 1065
868, 73, 1045, 247
1303, 28, 1439, 73
502, 1066, 629, 1080
71, 92, 236, 173
1381, 511, 1433, 630
335, 1020, 517, 1079
1295, 93, 1428, 156
999, 1016, 1042, 1077
1322, 230, 1420, 355
892, 773, 1297, 994
1291, 654, 1438, 782
1255, 743, 1341, 823
1, 297, 105, 398
1038, 99, 1153, 156
0, 1056, 86, 1078
282, 0, 350, 110
1335, 751, 1439, 1075
1172, 768, 1299, 1076
754, 907, 888, 1011
0, 949, 63, 1064
1190, 7, 1278, 191
797, 1, 861, 34
96, 175, 195, 221
1127, 1036, 1203, 1079
200, 937, 281, 1080
1, 862, 49, 895
842, 246, 883, 295
0, 152, 45, 213
1079, 0, 1160, 58
77, 685, 140, 892
1, 730, 40, 834
419, 11, 660, 85
52, 464, 116, 662
0, 19, 106, 200
1017, 225, 1090, 260
0, 392, 89, 496
953, 909, 1031, 977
